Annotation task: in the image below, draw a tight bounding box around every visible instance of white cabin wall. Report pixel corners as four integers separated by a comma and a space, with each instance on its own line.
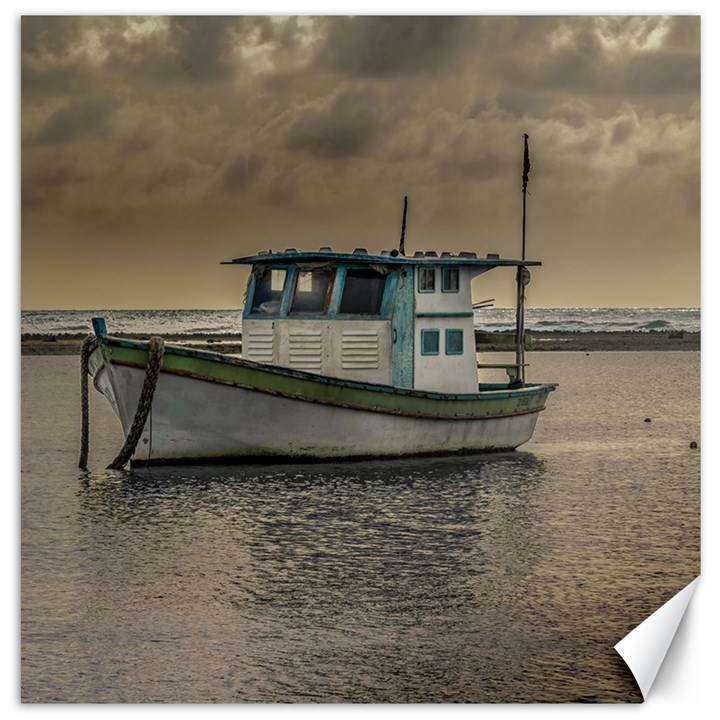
243, 319, 276, 364
414, 266, 474, 314
243, 318, 391, 384
244, 264, 490, 394
326, 322, 391, 384
413, 266, 479, 394
413, 316, 477, 393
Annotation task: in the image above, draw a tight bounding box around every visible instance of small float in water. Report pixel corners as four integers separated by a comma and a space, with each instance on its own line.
81, 136, 556, 467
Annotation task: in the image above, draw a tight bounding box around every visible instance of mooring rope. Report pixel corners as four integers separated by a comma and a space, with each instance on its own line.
79, 334, 165, 470
107, 336, 165, 470
78, 334, 95, 470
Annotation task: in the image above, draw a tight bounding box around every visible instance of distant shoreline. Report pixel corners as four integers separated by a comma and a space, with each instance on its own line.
21, 330, 700, 355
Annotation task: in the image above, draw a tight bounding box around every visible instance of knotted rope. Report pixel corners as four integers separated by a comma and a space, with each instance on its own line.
79, 335, 165, 470
107, 336, 165, 470
78, 334, 95, 470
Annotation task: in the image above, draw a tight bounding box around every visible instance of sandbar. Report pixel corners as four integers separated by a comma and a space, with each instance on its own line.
21, 330, 700, 355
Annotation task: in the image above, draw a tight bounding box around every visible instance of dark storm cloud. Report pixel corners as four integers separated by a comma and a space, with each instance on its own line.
120, 135, 155, 154
29, 164, 76, 188
98, 17, 240, 86
313, 16, 467, 78
21, 16, 247, 95
165, 16, 236, 83
20, 15, 700, 309
505, 27, 599, 93
22, 61, 83, 99
21, 161, 74, 210
611, 117, 635, 145
139, 159, 199, 193
21, 17, 104, 98
438, 152, 505, 182
284, 87, 387, 158
20, 16, 701, 205
499, 18, 699, 99
222, 153, 267, 193
549, 102, 594, 129
664, 14, 701, 50
495, 90, 556, 120
21, 15, 85, 56
34, 97, 117, 144
619, 52, 699, 96
636, 145, 687, 168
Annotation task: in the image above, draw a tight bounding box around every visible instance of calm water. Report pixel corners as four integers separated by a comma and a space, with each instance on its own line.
21, 351, 700, 703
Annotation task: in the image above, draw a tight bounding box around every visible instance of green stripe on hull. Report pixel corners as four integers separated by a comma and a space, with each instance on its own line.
93, 338, 554, 421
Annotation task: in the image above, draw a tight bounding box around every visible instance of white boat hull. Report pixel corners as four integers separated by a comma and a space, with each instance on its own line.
94, 360, 543, 463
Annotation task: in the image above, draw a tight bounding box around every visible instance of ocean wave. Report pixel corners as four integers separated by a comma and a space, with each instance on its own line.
534, 319, 591, 327
21, 308, 701, 336
636, 320, 671, 330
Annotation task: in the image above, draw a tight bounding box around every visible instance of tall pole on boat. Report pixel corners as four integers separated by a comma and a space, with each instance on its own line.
515, 134, 531, 386
399, 195, 408, 256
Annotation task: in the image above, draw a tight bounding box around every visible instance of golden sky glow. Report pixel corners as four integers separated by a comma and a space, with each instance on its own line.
21, 16, 700, 309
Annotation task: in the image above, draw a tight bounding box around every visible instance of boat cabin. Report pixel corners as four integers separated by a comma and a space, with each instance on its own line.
226, 248, 540, 394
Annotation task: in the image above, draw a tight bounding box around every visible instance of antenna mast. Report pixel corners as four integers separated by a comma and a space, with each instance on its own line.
398, 196, 408, 256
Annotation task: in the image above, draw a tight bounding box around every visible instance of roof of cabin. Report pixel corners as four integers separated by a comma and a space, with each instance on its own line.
223, 248, 542, 267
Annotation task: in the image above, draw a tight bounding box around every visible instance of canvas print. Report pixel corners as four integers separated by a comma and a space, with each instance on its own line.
21, 16, 700, 703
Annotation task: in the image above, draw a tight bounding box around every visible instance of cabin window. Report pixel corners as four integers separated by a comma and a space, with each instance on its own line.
421, 329, 440, 355
338, 268, 387, 315
445, 328, 464, 355
418, 267, 436, 293
290, 268, 333, 314
251, 267, 287, 315
442, 267, 460, 293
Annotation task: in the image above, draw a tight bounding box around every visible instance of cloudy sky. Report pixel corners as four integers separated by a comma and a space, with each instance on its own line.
21, 14, 700, 309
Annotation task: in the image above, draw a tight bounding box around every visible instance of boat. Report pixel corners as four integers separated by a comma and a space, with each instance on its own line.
81, 139, 556, 467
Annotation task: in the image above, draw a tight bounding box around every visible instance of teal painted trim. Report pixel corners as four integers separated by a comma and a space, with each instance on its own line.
227, 252, 543, 268
242, 274, 257, 319
421, 329, 440, 355
380, 271, 398, 316
445, 328, 464, 355
327, 265, 344, 315
415, 311, 474, 318
417, 266, 436, 293
92, 317, 107, 338
391, 267, 415, 388
101, 335, 556, 401
280, 266, 297, 315
441, 267, 460, 293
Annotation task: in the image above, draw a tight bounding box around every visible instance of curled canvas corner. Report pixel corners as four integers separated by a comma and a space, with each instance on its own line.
614, 576, 700, 700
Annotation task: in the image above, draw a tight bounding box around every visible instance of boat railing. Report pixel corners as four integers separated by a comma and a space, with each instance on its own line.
476, 362, 528, 383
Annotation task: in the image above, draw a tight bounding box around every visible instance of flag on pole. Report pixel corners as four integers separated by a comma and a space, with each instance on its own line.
522, 133, 531, 194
